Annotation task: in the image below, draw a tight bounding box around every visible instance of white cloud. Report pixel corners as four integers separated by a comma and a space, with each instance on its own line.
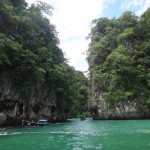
121, 0, 150, 16
136, 0, 150, 16
50, 0, 106, 71
121, 0, 144, 10
60, 37, 89, 68
106, 0, 116, 4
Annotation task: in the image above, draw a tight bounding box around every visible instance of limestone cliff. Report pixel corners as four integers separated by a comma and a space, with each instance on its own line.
0, 78, 68, 126
89, 83, 150, 120
87, 10, 150, 120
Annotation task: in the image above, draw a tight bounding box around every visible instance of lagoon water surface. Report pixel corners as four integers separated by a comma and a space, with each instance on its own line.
0, 118, 150, 150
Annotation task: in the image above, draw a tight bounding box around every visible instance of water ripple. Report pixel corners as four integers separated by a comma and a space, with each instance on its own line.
0, 131, 107, 137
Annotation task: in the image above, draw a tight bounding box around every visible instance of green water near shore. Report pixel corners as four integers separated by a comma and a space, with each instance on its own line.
0, 118, 150, 150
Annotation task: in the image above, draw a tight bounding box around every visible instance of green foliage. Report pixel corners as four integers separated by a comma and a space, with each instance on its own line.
88, 9, 150, 109
78, 111, 92, 118
69, 71, 90, 118
0, 0, 89, 117
33, 1, 53, 15
0, 33, 11, 65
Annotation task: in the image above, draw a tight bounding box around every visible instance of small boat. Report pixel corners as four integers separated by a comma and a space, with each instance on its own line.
37, 119, 50, 126
80, 116, 86, 121
22, 119, 49, 126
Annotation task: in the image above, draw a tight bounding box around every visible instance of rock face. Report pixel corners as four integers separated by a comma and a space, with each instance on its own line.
89, 85, 150, 120
0, 79, 68, 126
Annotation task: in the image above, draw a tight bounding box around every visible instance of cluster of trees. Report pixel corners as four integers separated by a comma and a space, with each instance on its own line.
88, 9, 150, 108
69, 71, 90, 117
0, 0, 89, 118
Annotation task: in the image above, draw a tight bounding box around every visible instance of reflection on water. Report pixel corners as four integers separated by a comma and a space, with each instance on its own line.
0, 118, 150, 150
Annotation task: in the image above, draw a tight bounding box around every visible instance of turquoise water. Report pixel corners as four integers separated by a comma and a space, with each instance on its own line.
0, 118, 150, 150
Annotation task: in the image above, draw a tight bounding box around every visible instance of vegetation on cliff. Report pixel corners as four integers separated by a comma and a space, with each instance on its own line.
0, 0, 89, 123
88, 9, 150, 109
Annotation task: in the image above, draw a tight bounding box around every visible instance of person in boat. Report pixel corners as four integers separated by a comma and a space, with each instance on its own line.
22, 119, 24, 126
25, 120, 30, 126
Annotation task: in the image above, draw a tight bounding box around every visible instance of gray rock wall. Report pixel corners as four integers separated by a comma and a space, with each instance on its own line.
0, 79, 67, 126
89, 85, 150, 119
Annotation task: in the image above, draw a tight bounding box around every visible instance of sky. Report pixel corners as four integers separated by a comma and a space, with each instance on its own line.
26, 0, 150, 72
